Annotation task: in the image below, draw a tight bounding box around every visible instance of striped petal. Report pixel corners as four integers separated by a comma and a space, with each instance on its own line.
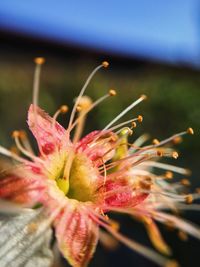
0, 167, 45, 206
55, 201, 99, 267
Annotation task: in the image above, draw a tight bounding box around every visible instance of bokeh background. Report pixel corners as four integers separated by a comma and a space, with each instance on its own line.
0, 1, 200, 266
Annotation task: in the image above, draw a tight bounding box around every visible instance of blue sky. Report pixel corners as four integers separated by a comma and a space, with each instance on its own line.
0, 0, 199, 66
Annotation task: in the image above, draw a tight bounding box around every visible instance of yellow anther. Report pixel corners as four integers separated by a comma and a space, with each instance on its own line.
178, 230, 188, 241
131, 121, 137, 128
137, 115, 143, 123
34, 57, 45, 65
187, 127, 194, 135
109, 89, 117, 96
102, 61, 109, 68
77, 96, 93, 110
60, 105, 69, 114
152, 138, 160, 145
185, 194, 193, 204
180, 178, 191, 187
165, 171, 173, 179
140, 94, 147, 100
12, 130, 20, 138
172, 151, 179, 159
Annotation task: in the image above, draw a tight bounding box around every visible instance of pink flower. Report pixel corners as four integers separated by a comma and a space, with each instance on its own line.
0, 59, 199, 267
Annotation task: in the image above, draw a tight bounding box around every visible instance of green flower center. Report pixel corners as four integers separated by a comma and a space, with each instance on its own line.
52, 152, 98, 202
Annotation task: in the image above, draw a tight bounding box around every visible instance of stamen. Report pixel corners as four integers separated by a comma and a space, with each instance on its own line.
141, 161, 190, 175
19, 130, 34, 154
116, 127, 133, 136
32, 57, 45, 122
172, 136, 183, 145
107, 117, 139, 133
129, 134, 150, 153
187, 127, 194, 135
172, 151, 179, 159
101, 159, 107, 186
69, 89, 116, 133
147, 128, 193, 149
165, 171, 173, 179
67, 61, 109, 131
52, 105, 69, 130
152, 139, 160, 145
137, 115, 143, 123
102, 61, 109, 68
109, 89, 117, 96
0, 145, 31, 164
131, 121, 137, 128
73, 96, 92, 143
103, 95, 147, 131
12, 131, 43, 163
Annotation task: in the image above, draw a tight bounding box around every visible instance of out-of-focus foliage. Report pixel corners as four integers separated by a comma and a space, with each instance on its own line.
0, 56, 199, 174
0, 54, 199, 267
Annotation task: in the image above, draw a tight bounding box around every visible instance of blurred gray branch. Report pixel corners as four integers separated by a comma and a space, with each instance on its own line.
0, 207, 53, 267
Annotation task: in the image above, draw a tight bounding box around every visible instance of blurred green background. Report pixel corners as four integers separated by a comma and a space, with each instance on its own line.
0, 51, 199, 182
0, 44, 200, 267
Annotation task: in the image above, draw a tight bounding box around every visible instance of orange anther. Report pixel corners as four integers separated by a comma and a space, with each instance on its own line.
34, 57, 45, 65
165, 171, 173, 179
138, 115, 143, 123
12, 130, 20, 138
172, 151, 179, 159
102, 61, 109, 68
60, 105, 69, 113
187, 127, 194, 135
109, 89, 117, 96
185, 194, 193, 204
152, 138, 160, 145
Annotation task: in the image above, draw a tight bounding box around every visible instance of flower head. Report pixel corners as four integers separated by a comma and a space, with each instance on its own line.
0, 59, 199, 267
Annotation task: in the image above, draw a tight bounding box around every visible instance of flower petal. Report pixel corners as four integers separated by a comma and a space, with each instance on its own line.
76, 131, 116, 166
55, 201, 99, 267
0, 167, 45, 206
104, 179, 148, 208
27, 104, 66, 155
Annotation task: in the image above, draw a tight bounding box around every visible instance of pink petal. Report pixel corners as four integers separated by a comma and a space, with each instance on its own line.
76, 131, 115, 166
55, 201, 99, 267
27, 104, 66, 155
104, 179, 148, 208
0, 167, 45, 206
